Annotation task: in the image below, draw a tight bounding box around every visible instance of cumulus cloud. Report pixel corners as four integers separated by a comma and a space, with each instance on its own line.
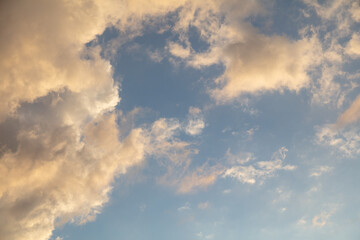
350, 1, 360, 21
4, 0, 354, 239
0, 91, 146, 240
210, 31, 319, 102
0, 0, 201, 239
345, 33, 360, 57
162, 0, 321, 103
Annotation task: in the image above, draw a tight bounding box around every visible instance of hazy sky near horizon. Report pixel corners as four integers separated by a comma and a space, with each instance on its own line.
1, 0, 360, 239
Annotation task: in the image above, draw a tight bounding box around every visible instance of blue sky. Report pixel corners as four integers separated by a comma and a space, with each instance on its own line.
1, 0, 360, 240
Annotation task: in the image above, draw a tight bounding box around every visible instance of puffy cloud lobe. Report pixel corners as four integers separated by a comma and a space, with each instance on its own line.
0, 90, 146, 240
345, 33, 360, 57
0, 0, 122, 121
0, 0, 200, 239
211, 33, 319, 102
350, 1, 360, 21
166, 1, 320, 102
337, 94, 360, 127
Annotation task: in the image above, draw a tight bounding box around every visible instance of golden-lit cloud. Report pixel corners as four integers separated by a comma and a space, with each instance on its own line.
345, 33, 360, 57
164, 0, 321, 103
211, 32, 319, 102
4, 0, 357, 239
0, 90, 146, 239
337, 94, 360, 127
0, 0, 197, 239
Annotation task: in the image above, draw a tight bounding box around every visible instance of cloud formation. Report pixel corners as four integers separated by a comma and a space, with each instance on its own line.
223, 147, 296, 184
0, 90, 146, 240
0, 0, 197, 239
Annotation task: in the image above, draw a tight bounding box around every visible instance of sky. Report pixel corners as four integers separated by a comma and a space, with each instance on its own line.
1, 0, 360, 239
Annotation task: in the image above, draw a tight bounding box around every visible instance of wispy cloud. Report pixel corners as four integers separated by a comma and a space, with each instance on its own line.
223, 147, 296, 184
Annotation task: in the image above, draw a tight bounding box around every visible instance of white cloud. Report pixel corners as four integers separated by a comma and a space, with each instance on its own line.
223, 147, 296, 184
168, 42, 191, 58
309, 166, 334, 177
316, 124, 360, 157
297, 217, 307, 226
223, 189, 232, 194
184, 107, 205, 136
210, 32, 320, 102
198, 201, 210, 209
312, 210, 335, 227
178, 202, 191, 212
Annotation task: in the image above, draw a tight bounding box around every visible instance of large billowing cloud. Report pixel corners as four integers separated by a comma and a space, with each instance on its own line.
0, 95, 146, 239
0, 0, 192, 239
163, 0, 322, 103
5, 0, 356, 239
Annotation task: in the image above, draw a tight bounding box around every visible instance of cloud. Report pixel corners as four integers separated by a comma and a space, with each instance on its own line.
0, 0, 124, 121
140, 117, 211, 194
223, 147, 296, 184
0, 0, 204, 239
168, 42, 191, 58
163, 0, 321, 103
210, 31, 319, 102
312, 209, 336, 227
309, 166, 334, 177
350, 1, 360, 21
178, 202, 191, 212
316, 124, 360, 157
345, 33, 360, 57
185, 107, 205, 136
175, 165, 221, 194
0, 91, 146, 240
197, 201, 210, 209
223, 189, 232, 194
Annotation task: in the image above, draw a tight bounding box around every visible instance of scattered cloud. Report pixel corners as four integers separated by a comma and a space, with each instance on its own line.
198, 201, 210, 209
345, 33, 360, 57
223, 147, 296, 184
297, 217, 307, 226
178, 202, 191, 212
185, 107, 206, 136
139, 204, 147, 212
196, 232, 214, 239
309, 166, 334, 177
337, 94, 360, 127
316, 124, 360, 157
312, 209, 336, 227
223, 189, 232, 194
